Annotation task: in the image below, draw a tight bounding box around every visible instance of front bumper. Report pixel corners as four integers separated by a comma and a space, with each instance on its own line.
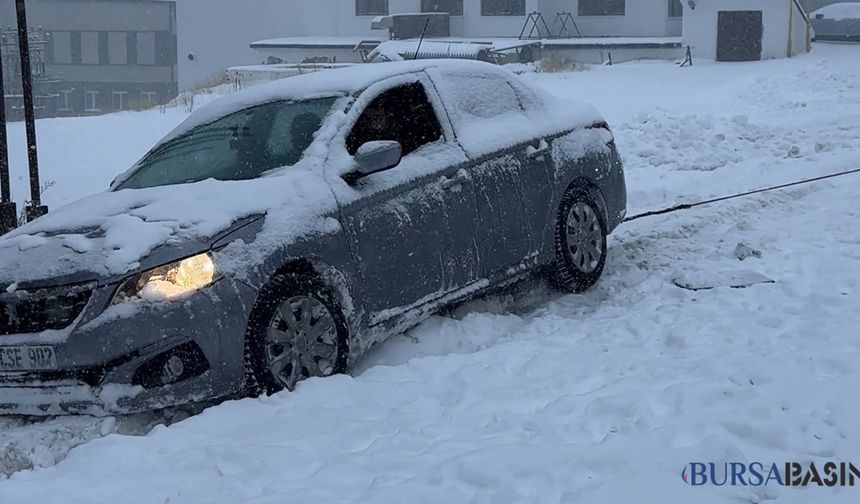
0, 373, 218, 416
0, 277, 257, 416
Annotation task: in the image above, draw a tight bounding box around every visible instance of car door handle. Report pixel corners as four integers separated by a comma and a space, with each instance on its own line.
441, 170, 470, 190
526, 140, 550, 160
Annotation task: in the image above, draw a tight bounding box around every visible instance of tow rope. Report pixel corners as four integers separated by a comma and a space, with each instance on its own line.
623, 167, 860, 223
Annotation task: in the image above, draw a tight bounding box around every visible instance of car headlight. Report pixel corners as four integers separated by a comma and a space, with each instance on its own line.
111, 252, 216, 304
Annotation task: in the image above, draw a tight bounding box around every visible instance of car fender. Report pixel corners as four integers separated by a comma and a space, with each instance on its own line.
213, 217, 362, 332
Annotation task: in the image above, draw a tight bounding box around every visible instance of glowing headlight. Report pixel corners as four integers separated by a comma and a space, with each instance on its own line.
112, 252, 216, 304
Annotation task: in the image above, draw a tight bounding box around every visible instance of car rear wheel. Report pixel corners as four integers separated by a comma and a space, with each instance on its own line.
549, 187, 608, 293
244, 273, 349, 395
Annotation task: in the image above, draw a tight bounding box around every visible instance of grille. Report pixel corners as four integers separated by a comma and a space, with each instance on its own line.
0, 282, 95, 335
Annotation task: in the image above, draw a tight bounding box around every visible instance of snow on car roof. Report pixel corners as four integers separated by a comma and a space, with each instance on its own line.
162, 60, 507, 146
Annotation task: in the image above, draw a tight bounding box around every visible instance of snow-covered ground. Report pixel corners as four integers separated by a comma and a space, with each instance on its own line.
2, 43, 860, 502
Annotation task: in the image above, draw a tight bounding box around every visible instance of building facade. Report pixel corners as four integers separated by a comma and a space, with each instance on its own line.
0, 0, 177, 117
177, 0, 687, 90
682, 0, 810, 61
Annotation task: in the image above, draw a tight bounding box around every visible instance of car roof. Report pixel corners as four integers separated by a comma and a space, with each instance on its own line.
162, 59, 506, 145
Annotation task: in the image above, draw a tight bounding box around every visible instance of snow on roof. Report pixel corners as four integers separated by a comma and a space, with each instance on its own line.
369, 40, 491, 62
251, 36, 383, 48
813, 2, 860, 20
158, 60, 503, 146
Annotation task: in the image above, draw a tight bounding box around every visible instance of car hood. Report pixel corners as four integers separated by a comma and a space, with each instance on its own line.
0, 169, 337, 289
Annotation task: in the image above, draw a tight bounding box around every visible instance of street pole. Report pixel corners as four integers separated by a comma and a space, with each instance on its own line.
0, 38, 17, 235
15, 0, 47, 222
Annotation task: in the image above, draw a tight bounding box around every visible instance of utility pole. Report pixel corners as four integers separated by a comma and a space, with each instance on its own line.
0, 38, 17, 235
15, 0, 47, 222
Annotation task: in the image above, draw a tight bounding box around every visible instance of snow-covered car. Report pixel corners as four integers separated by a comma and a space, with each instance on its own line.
0, 60, 626, 415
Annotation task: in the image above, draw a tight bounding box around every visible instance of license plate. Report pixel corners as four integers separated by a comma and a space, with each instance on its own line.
0, 346, 58, 371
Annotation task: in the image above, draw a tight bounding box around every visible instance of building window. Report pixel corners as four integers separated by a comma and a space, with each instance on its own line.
70, 32, 82, 64
126, 32, 138, 65
59, 89, 74, 111
112, 91, 128, 111
137, 32, 156, 65
85, 90, 100, 112
355, 0, 388, 15
481, 0, 525, 16
108, 32, 128, 64
154, 32, 177, 66
140, 91, 158, 108
52, 32, 72, 64
81, 31, 100, 64
669, 0, 683, 17
421, 0, 463, 15
578, 0, 625, 16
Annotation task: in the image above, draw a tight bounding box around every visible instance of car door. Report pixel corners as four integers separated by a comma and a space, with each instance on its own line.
334, 78, 479, 325
426, 67, 541, 278
509, 81, 562, 254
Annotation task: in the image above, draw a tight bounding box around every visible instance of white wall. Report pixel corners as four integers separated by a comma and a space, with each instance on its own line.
176, 0, 541, 89
790, 1, 811, 55
538, 0, 682, 37
682, 0, 810, 60
178, 0, 419, 89
177, 0, 301, 89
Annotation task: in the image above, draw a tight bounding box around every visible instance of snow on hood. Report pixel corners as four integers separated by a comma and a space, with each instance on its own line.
0, 79, 364, 288
0, 156, 339, 287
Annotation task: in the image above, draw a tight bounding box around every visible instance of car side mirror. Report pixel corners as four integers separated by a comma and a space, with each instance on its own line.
344, 141, 402, 184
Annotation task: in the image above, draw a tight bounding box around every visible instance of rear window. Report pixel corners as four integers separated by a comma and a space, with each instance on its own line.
426, 66, 554, 157
430, 70, 525, 120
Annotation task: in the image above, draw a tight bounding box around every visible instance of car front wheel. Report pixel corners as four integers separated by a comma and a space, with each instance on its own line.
244, 273, 349, 395
549, 187, 608, 293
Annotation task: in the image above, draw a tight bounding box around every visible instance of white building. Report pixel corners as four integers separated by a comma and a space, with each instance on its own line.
177, 0, 687, 90
682, 0, 811, 61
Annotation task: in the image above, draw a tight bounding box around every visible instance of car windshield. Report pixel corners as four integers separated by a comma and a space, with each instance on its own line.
115, 97, 337, 190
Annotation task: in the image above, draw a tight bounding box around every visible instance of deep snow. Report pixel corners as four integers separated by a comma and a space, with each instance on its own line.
2, 43, 860, 503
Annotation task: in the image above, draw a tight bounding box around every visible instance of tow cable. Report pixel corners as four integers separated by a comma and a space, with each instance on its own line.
623, 167, 860, 223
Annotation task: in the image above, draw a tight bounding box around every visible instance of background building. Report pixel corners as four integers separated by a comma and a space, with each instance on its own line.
177, 0, 688, 91
682, 0, 810, 61
0, 0, 177, 117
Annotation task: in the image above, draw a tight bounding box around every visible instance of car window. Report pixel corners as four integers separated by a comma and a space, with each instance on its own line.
429, 70, 525, 121
346, 82, 444, 156
116, 97, 336, 190
426, 67, 552, 156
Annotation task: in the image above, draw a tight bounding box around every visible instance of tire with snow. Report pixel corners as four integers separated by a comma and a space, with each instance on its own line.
548, 187, 608, 293
244, 273, 349, 395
